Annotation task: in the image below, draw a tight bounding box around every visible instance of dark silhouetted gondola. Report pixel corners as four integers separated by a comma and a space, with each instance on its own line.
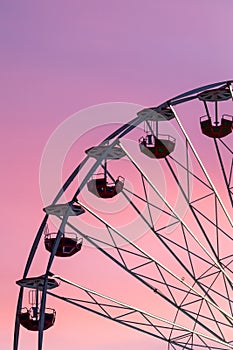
200, 114, 233, 138
198, 86, 233, 138
87, 174, 124, 198
139, 134, 175, 159
19, 307, 56, 331
44, 228, 83, 257
139, 111, 175, 159
18, 289, 56, 331
87, 159, 124, 199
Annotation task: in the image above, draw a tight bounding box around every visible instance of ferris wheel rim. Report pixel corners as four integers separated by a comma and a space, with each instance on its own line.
14, 80, 233, 350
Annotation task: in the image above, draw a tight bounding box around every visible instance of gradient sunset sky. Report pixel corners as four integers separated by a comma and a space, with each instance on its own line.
1, 1, 233, 349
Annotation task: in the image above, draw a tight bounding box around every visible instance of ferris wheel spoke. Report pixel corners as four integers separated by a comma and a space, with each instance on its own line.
62, 200, 233, 335
164, 156, 220, 260
118, 141, 233, 286
160, 105, 233, 315
213, 138, 233, 206
170, 105, 232, 225
46, 274, 233, 349
168, 153, 212, 191
168, 245, 232, 345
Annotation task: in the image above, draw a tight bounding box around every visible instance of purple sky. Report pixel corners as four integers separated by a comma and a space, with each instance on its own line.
1, 1, 233, 349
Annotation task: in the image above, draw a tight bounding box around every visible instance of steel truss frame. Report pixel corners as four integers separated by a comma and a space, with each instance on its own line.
46, 274, 233, 350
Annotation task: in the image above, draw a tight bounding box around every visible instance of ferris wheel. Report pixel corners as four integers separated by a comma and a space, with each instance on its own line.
14, 80, 233, 350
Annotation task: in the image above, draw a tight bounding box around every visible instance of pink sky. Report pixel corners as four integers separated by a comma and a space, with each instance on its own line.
1, 1, 233, 349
